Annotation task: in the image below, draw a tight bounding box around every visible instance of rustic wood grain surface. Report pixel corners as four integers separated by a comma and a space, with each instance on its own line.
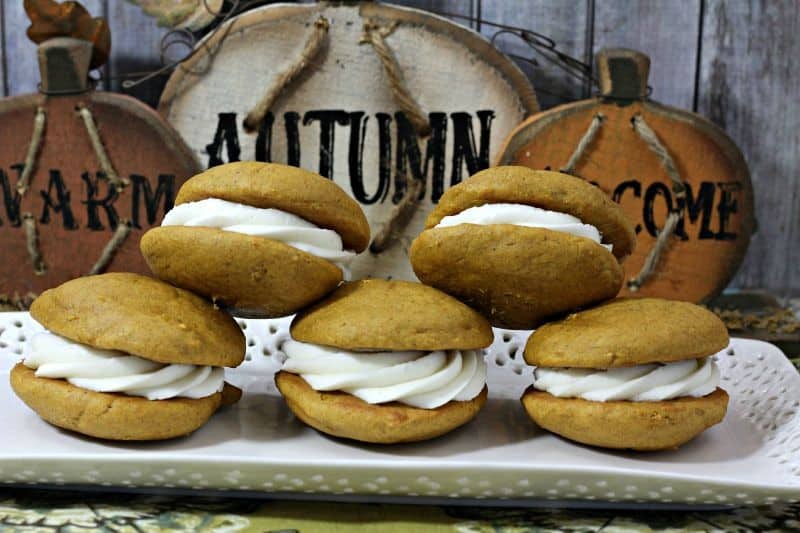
106, 0, 170, 104
592, 0, 701, 110
1, 0, 798, 291
697, 0, 800, 292
479, 0, 591, 108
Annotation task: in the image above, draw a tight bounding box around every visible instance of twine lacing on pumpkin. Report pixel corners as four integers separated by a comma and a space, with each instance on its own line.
77, 105, 133, 274
17, 107, 48, 274
240, 15, 430, 253
562, 112, 686, 292
77, 105, 128, 190
360, 19, 431, 137
88, 219, 132, 276
627, 113, 686, 292
243, 16, 330, 133
560, 113, 603, 174
16, 107, 46, 196
370, 177, 424, 254
360, 18, 431, 252
22, 213, 46, 276
14, 105, 134, 276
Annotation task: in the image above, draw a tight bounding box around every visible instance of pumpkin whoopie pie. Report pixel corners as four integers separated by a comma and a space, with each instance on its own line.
140, 161, 370, 317
409, 166, 636, 329
10, 273, 244, 441
275, 279, 494, 444
521, 298, 730, 451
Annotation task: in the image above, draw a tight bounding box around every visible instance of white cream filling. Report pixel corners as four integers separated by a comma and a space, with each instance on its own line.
434, 203, 611, 250
162, 198, 356, 279
281, 340, 486, 409
533, 357, 720, 402
23, 332, 224, 401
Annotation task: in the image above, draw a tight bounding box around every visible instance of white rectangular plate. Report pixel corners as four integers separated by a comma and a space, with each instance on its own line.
1, 311, 799, 507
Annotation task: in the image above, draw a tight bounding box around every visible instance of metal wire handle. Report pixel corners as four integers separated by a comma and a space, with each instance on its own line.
111, 2, 601, 101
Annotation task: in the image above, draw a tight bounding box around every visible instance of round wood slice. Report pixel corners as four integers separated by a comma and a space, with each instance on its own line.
498, 98, 755, 302
0, 91, 200, 297
159, 2, 538, 281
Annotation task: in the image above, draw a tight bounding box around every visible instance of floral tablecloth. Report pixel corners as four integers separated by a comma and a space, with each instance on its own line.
1, 489, 800, 532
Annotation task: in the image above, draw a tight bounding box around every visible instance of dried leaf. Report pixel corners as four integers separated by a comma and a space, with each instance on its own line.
24, 0, 111, 69
125, 0, 221, 31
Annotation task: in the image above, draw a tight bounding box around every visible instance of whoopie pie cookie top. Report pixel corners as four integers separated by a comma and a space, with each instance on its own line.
30, 273, 245, 367
290, 279, 494, 351
524, 298, 729, 369
424, 166, 636, 259
175, 161, 370, 252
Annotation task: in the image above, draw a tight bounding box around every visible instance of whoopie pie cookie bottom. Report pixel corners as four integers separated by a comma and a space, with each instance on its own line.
11, 364, 241, 441
521, 387, 729, 451
141, 226, 343, 318
276, 371, 487, 444
141, 161, 371, 318
410, 225, 624, 329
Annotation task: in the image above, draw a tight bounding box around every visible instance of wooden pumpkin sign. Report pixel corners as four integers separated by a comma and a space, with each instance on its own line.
0, 1, 199, 299
159, 1, 538, 281
498, 48, 754, 302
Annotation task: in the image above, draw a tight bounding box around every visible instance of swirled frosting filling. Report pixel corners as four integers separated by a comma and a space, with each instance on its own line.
533, 357, 720, 402
435, 203, 611, 251
281, 339, 486, 409
23, 332, 224, 400
162, 198, 356, 279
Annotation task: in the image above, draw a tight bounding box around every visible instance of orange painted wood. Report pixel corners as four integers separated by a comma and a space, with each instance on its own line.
498, 98, 755, 302
0, 91, 200, 297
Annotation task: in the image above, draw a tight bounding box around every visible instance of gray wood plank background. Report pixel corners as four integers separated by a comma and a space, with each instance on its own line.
0, 4, 5, 95
1, 0, 797, 292
593, 0, 701, 110
480, 0, 591, 108
697, 0, 800, 293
